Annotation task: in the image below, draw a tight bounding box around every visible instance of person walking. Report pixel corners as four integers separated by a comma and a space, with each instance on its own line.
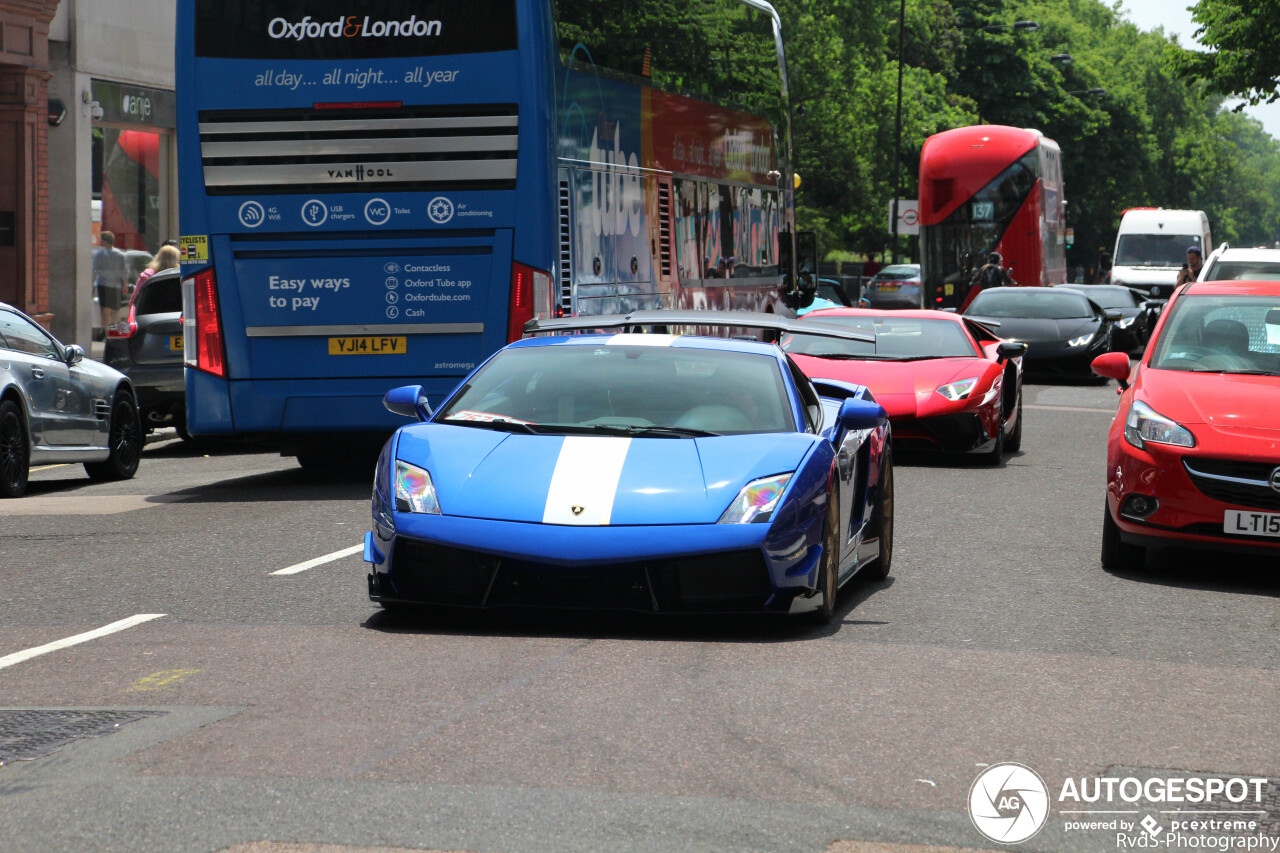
960, 251, 1017, 311
1175, 245, 1203, 286
92, 231, 130, 333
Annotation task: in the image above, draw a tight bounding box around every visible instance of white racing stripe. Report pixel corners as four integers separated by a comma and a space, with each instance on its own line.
0, 614, 165, 672
271, 544, 363, 576
542, 437, 632, 525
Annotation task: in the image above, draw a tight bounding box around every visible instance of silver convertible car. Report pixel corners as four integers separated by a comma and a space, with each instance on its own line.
1, 302, 142, 497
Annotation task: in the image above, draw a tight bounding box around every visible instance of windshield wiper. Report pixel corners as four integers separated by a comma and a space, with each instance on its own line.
441, 417, 540, 434
1187, 368, 1280, 376
575, 424, 721, 438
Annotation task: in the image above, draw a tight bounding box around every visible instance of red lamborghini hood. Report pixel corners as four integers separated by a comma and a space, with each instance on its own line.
793, 355, 990, 417
1135, 367, 1280, 431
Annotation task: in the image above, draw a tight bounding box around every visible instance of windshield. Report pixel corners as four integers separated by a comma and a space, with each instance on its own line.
1204, 261, 1280, 281
1114, 233, 1201, 267
1149, 295, 1280, 375
872, 266, 920, 282
437, 343, 795, 435
1059, 287, 1135, 309
967, 289, 1094, 320
782, 315, 978, 359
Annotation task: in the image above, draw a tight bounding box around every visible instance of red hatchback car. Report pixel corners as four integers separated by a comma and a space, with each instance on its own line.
783, 308, 1027, 463
1092, 280, 1280, 568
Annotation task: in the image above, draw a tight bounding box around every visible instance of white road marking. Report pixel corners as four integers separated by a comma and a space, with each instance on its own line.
543, 436, 631, 525
0, 614, 165, 672
271, 544, 363, 576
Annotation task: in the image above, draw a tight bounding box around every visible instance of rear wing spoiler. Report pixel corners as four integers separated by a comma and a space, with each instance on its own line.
523, 310, 876, 345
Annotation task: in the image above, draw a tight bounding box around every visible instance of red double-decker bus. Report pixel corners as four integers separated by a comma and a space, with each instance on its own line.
919, 125, 1066, 309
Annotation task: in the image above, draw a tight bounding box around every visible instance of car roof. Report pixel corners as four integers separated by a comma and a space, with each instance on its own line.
1183, 280, 1280, 296
874, 264, 920, 273
1206, 247, 1280, 262
507, 332, 784, 358
802, 307, 962, 322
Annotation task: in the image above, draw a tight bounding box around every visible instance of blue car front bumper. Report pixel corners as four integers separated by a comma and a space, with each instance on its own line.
365, 513, 825, 614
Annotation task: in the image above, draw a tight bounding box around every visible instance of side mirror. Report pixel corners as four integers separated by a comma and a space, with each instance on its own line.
997, 340, 1028, 359
64, 344, 84, 366
1091, 351, 1132, 389
838, 396, 887, 430
383, 385, 432, 421
1103, 310, 1123, 322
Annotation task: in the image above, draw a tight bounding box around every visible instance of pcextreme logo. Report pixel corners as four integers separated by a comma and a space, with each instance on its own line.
268, 15, 442, 41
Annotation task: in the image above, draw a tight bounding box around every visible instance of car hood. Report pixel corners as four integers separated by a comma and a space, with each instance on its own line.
394, 425, 817, 525
793, 355, 989, 418
1134, 367, 1280, 432
967, 315, 1098, 344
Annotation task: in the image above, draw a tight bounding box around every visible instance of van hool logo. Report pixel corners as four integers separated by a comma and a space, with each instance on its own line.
327, 165, 394, 181
969, 763, 1051, 844
268, 15, 442, 41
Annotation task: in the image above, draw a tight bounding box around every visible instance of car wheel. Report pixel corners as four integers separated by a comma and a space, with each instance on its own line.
1101, 502, 1145, 570
0, 399, 30, 498
805, 490, 841, 625
85, 390, 142, 481
1004, 392, 1023, 453
983, 419, 1005, 465
865, 452, 894, 580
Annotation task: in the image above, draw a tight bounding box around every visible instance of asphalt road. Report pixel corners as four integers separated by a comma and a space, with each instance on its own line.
1, 377, 1277, 853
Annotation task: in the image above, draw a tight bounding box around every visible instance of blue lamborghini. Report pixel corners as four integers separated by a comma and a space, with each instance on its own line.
364, 312, 894, 622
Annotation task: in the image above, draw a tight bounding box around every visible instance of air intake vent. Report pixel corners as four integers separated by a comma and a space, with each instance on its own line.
657, 182, 672, 278
558, 179, 573, 315
198, 104, 518, 196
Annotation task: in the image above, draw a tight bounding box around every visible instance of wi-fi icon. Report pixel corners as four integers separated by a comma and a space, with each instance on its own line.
238, 201, 265, 228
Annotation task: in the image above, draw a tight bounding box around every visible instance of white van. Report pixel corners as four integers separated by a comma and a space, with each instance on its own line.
1109, 208, 1211, 298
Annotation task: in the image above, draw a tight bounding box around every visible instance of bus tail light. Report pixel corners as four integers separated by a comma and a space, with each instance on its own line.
107, 304, 137, 339
509, 262, 553, 341
183, 268, 227, 378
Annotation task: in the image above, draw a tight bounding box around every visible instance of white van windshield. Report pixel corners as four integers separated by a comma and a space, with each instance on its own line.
1115, 234, 1201, 267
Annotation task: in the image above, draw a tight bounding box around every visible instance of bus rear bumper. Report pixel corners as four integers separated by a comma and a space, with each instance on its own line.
186, 375, 466, 435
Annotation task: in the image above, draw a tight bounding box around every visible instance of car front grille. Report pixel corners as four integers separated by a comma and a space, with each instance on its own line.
387, 538, 772, 612
1184, 458, 1280, 512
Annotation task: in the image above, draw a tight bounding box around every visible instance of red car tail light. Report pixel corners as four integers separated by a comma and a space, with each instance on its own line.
187, 268, 227, 378
107, 304, 137, 339
509, 262, 553, 342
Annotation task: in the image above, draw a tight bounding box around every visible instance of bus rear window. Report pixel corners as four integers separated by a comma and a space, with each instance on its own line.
195, 0, 517, 60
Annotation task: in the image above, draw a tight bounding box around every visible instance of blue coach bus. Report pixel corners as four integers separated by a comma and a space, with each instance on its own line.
176, 0, 809, 463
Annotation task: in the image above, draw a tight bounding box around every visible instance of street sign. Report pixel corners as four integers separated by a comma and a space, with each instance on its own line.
890, 199, 920, 236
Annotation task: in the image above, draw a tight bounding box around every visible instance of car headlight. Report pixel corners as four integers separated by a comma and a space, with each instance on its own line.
394, 459, 442, 514
1124, 400, 1195, 449
718, 473, 791, 524
936, 378, 979, 401
372, 446, 395, 530
1068, 333, 1095, 347
1116, 316, 1135, 329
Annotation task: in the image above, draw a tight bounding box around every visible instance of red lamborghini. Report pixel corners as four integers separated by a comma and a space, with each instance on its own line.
783, 308, 1027, 463
1091, 280, 1280, 568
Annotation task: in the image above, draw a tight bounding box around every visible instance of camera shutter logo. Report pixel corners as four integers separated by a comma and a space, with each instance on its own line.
968, 763, 1050, 844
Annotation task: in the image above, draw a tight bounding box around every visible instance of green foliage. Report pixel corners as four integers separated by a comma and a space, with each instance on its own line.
772, 0, 1280, 260
1166, 0, 1280, 106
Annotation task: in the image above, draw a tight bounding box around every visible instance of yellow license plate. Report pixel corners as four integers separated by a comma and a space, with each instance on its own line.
168, 335, 183, 351
328, 336, 407, 355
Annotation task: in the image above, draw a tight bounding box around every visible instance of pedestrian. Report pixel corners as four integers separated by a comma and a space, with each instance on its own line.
92, 231, 130, 332
861, 252, 883, 279
134, 244, 181, 293
1175, 245, 1203, 286
961, 251, 1017, 311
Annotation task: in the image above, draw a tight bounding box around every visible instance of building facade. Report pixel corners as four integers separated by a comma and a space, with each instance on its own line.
0, 0, 176, 344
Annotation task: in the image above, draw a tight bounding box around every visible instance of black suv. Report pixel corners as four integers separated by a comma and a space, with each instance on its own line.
103, 267, 186, 437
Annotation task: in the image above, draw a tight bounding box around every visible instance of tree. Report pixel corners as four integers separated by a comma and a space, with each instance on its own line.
1166, 0, 1280, 105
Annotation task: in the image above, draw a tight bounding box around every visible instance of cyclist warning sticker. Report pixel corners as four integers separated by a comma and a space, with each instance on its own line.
179, 235, 209, 265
